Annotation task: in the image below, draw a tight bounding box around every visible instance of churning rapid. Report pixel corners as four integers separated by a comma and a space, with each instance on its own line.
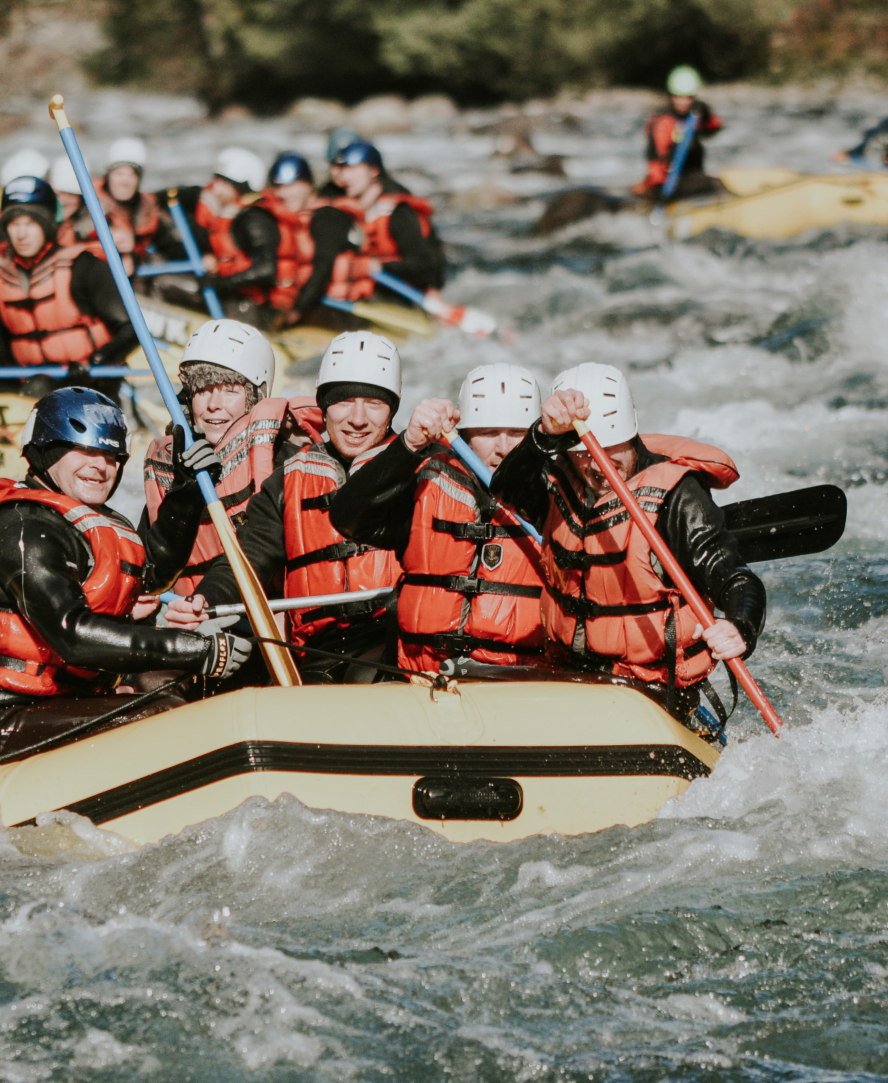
0, 84, 887, 1080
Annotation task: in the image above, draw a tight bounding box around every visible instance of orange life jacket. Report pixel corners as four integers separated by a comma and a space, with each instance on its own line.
92, 179, 160, 261
0, 480, 145, 696
283, 438, 402, 646
194, 187, 252, 278
541, 434, 739, 688
248, 191, 372, 309
398, 450, 545, 671
144, 396, 324, 597
360, 193, 434, 261
0, 244, 113, 367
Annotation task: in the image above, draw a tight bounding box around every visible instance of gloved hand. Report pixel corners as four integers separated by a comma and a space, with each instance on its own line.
197, 613, 240, 636
171, 424, 222, 484
200, 631, 253, 679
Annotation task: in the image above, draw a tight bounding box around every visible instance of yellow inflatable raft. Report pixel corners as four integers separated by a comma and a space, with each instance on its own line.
0, 679, 718, 846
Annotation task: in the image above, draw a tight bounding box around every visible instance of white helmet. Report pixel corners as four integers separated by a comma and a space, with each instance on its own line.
666, 65, 702, 97
106, 137, 147, 171
214, 147, 265, 193
180, 319, 275, 399
552, 363, 637, 449
458, 363, 540, 429
316, 331, 401, 405
50, 155, 82, 195
2, 149, 49, 186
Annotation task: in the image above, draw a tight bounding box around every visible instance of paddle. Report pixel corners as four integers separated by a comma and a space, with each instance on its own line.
50, 94, 300, 688
571, 414, 782, 736
662, 112, 699, 201
321, 295, 430, 335
722, 484, 846, 564
158, 585, 394, 618
135, 260, 194, 277
164, 189, 225, 320
372, 270, 498, 338
440, 429, 543, 545
0, 365, 151, 379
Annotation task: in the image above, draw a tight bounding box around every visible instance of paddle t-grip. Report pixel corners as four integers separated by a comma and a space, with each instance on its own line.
571, 415, 781, 737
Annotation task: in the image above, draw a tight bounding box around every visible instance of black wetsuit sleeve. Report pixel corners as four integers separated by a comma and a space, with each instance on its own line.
658, 475, 767, 655
293, 207, 353, 318
847, 116, 888, 158
382, 203, 444, 291
138, 476, 206, 593
489, 424, 573, 528
330, 433, 424, 556
210, 207, 280, 294
198, 466, 288, 606
0, 505, 210, 675
69, 251, 138, 364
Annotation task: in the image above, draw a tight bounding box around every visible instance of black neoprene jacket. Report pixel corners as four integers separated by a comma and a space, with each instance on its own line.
330, 428, 767, 654
0, 249, 138, 367
0, 473, 212, 686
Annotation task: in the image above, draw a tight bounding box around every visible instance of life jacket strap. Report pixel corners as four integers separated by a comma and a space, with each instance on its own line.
300, 492, 335, 511
549, 538, 628, 570
286, 540, 363, 572
400, 629, 544, 656
431, 517, 526, 542
404, 573, 542, 599
0, 654, 49, 676
546, 583, 671, 619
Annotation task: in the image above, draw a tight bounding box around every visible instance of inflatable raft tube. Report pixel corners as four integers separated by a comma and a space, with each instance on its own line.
0, 680, 719, 846
669, 171, 888, 240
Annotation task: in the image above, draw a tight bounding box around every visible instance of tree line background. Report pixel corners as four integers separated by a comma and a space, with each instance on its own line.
68, 0, 888, 114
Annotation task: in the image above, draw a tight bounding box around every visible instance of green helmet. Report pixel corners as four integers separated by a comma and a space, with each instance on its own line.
667, 66, 702, 97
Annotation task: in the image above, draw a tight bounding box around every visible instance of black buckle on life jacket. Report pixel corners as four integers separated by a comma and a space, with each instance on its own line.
431, 518, 524, 542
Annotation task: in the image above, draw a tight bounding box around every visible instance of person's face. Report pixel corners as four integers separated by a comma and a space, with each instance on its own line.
7, 214, 47, 259
339, 163, 379, 200
671, 95, 694, 116
57, 191, 81, 220
190, 381, 248, 446
273, 180, 313, 213
325, 397, 392, 459
464, 427, 526, 471
107, 164, 140, 203
329, 162, 346, 188
47, 448, 120, 507
568, 438, 637, 497
209, 176, 242, 207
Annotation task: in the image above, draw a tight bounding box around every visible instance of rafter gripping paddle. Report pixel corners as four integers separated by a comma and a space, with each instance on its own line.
49, 94, 300, 687
571, 414, 781, 736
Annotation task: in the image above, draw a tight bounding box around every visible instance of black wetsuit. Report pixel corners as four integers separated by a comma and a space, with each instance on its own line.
0, 473, 212, 707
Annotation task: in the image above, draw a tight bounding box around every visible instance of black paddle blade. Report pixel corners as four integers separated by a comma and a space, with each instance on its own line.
722, 484, 847, 563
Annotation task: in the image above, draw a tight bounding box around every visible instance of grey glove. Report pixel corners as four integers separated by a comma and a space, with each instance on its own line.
171, 425, 222, 484
197, 613, 241, 636
201, 632, 253, 679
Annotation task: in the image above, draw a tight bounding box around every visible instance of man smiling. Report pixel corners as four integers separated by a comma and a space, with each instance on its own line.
166, 331, 403, 681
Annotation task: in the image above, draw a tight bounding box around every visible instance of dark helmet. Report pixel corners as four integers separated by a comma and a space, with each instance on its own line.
0, 175, 59, 241
23, 387, 130, 471
331, 142, 383, 170
268, 152, 313, 188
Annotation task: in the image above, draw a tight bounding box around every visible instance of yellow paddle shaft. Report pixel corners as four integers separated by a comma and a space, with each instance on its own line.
207, 503, 301, 686
349, 301, 429, 336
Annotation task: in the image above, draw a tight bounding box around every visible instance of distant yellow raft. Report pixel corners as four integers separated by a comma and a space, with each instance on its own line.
669, 168, 888, 240
0, 681, 719, 847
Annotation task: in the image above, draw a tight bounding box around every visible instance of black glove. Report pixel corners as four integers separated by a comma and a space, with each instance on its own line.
171, 424, 222, 484
200, 631, 253, 679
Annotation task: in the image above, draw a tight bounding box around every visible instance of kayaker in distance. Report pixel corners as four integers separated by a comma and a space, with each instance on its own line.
632, 66, 725, 201
317, 128, 362, 198
0, 177, 138, 403
489, 363, 766, 733
833, 117, 888, 168
91, 139, 165, 277
330, 363, 546, 676
165, 330, 404, 682
329, 141, 445, 294
0, 388, 252, 714
201, 152, 375, 328
143, 317, 323, 598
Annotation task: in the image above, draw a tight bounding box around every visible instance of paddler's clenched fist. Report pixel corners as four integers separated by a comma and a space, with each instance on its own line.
403, 398, 460, 453
166, 593, 209, 630
693, 619, 747, 661
540, 389, 590, 435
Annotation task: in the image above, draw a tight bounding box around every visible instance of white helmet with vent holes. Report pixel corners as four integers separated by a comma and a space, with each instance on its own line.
316, 331, 401, 401
458, 363, 540, 429
180, 319, 275, 399
552, 363, 637, 449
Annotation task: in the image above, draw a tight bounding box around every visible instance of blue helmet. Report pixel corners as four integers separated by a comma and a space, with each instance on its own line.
326, 127, 361, 163
331, 142, 383, 170
268, 152, 313, 188
1, 175, 57, 214
22, 387, 130, 465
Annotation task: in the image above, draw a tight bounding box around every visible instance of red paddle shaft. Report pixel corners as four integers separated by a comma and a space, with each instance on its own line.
572, 419, 782, 737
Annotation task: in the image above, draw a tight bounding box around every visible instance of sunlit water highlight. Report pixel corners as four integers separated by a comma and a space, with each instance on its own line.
0, 86, 887, 1079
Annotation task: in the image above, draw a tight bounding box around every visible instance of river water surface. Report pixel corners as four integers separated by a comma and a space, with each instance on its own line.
0, 86, 887, 1080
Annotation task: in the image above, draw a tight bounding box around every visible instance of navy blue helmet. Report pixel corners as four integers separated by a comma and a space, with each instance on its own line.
23, 388, 130, 463
1, 175, 58, 215
331, 142, 383, 170
268, 152, 314, 188
326, 128, 361, 163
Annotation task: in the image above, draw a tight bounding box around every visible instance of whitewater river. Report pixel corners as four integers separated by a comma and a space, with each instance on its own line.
1, 85, 888, 1079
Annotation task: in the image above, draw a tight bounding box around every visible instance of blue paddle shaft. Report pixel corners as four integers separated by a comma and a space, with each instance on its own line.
0, 366, 151, 378
165, 198, 225, 320
135, 260, 194, 277
372, 269, 426, 307
322, 296, 356, 314
662, 113, 699, 199
445, 433, 543, 544
58, 126, 219, 506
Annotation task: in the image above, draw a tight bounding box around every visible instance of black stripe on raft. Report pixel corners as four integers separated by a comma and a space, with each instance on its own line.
12, 740, 711, 827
